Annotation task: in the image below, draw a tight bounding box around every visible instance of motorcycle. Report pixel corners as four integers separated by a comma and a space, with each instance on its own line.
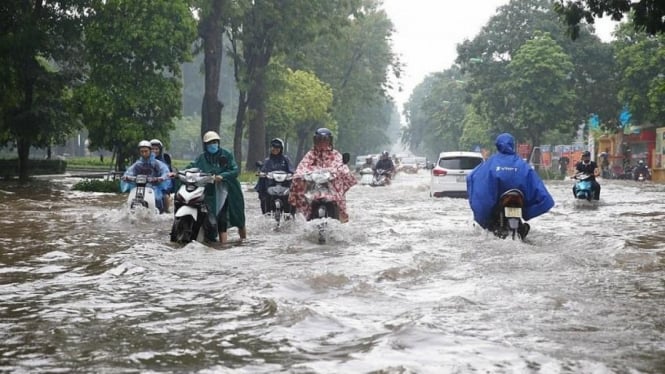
123, 174, 159, 213
492, 189, 529, 241
300, 153, 351, 244
633, 167, 650, 182
170, 168, 215, 244
358, 167, 374, 185
257, 170, 294, 228
370, 169, 391, 187
573, 172, 594, 201
304, 169, 340, 243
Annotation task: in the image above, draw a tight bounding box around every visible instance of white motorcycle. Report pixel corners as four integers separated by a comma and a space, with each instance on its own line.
303, 168, 341, 244
124, 174, 159, 213
358, 167, 374, 185
370, 168, 391, 187
170, 168, 215, 244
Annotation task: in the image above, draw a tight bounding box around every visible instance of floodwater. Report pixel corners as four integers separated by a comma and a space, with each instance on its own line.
0, 172, 663, 373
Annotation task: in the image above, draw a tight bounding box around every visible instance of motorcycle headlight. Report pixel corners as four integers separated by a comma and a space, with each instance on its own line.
272, 172, 287, 183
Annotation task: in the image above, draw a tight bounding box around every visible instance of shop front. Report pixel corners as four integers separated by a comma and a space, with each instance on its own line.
652, 127, 665, 182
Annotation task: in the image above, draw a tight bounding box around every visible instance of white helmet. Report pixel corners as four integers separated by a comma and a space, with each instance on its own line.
138, 140, 151, 149
203, 131, 220, 143
150, 139, 163, 148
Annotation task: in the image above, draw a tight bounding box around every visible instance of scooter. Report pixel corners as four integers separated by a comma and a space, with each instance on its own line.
633, 168, 650, 182
304, 169, 340, 244
370, 168, 391, 187
358, 167, 374, 185
492, 189, 529, 241
124, 174, 159, 213
573, 172, 593, 201
170, 168, 215, 244
303, 153, 351, 244
258, 170, 294, 228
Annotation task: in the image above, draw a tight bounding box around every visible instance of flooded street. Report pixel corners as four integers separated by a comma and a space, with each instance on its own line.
0, 172, 664, 373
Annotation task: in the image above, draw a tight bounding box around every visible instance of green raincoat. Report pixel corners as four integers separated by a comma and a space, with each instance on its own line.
188, 147, 245, 230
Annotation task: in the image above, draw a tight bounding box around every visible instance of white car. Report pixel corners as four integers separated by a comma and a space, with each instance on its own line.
430, 151, 484, 198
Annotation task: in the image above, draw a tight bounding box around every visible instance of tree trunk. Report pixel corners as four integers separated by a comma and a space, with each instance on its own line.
233, 90, 248, 172
295, 127, 308, 165
245, 66, 267, 171
199, 0, 225, 141
17, 138, 30, 182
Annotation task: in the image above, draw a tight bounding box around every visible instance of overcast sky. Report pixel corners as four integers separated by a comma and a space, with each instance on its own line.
382, 0, 617, 110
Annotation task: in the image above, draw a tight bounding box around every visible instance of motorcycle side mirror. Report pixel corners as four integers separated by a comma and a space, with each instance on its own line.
342, 152, 350, 165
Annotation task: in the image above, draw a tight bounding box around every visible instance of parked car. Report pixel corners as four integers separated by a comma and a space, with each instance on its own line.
430, 151, 484, 198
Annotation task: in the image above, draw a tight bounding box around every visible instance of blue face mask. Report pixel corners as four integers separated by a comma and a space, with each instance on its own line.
206, 144, 219, 154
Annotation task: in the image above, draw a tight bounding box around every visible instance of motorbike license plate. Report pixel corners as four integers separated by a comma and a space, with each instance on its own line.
456, 176, 466, 183
504, 207, 522, 218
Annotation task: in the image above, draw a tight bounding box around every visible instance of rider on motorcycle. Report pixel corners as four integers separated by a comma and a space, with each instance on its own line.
633, 160, 650, 180
288, 127, 357, 222
255, 138, 296, 215
187, 131, 246, 244
573, 151, 601, 200
121, 140, 171, 213
150, 139, 174, 212
359, 156, 374, 172
467, 133, 554, 238
373, 151, 396, 180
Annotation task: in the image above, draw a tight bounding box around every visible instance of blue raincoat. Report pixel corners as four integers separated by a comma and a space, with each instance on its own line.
120, 155, 171, 212
467, 133, 554, 229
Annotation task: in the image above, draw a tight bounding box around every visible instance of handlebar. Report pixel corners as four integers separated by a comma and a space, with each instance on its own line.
122, 175, 163, 183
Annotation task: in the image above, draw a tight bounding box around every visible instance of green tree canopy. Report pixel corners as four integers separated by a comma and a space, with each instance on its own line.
0, 0, 92, 180
613, 23, 665, 125
265, 66, 335, 159
456, 0, 617, 145
289, 0, 400, 158
554, 0, 665, 39
76, 0, 196, 170
401, 67, 469, 158
505, 32, 577, 146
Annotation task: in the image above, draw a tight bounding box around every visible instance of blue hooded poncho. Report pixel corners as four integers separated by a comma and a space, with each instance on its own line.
467, 133, 554, 229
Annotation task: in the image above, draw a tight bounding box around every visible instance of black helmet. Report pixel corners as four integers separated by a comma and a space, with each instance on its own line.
582, 151, 591, 158
313, 127, 333, 146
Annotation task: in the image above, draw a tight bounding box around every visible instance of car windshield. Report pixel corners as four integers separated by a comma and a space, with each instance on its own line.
438, 157, 482, 169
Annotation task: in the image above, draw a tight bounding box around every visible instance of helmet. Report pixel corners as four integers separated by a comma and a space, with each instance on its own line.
270, 138, 284, 149
203, 131, 221, 143
313, 127, 333, 146
638, 160, 644, 165
138, 140, 151, 149
150, 139, 163, 148
381, 151, 389, 158
582, 151, 591, 158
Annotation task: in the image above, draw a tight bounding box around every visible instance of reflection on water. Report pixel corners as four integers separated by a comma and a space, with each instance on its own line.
0, 175, 664, 373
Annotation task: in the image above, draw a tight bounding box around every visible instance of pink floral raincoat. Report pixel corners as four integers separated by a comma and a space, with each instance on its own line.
289, 146, 357, 222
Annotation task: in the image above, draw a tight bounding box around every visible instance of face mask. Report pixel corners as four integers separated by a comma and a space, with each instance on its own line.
206, 144, 219, 154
